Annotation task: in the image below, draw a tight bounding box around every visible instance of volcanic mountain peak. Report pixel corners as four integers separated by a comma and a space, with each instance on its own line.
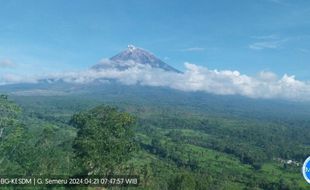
110, 45, 157, 63
127, 44, 137, 51
93, 45, 181, 73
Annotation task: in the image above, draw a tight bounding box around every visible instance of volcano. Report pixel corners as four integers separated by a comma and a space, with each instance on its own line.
92, 45, 181, 73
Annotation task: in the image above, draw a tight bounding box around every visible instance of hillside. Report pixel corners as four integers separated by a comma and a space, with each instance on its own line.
1, 89, 307, 189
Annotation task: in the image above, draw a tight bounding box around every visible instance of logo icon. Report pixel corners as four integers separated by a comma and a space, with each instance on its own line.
302, 156, 310, 184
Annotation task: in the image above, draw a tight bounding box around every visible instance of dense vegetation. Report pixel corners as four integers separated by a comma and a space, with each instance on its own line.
71, 106, 137, 175
0, 90, 309, 189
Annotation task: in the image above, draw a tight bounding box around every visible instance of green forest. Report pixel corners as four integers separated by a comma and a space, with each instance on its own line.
0, 93, 309, 190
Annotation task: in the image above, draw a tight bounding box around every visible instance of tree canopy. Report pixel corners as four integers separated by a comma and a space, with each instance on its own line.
71, 106, 137, 175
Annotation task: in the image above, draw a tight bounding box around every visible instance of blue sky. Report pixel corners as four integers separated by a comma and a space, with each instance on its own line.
0, 0, 310, 79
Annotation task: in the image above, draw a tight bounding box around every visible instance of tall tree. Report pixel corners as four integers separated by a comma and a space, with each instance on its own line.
0, 95, 20, 139
71, 106, 136, 175
0, 95, 26, 174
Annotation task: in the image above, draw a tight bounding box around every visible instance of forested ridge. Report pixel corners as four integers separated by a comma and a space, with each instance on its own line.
0, 94, 309, 190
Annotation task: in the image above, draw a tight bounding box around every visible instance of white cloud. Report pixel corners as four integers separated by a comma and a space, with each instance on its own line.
298, 48, 310, 53
1, 62, 310, 102
257, 71, 278, 81
267, 0, 288, 5
249, 36, 289, 50
269, 0, 281, 3
249, 40, 283, 50
251, 34, 278, 40
0, 59, 16, 68
0, 73, 37, 85
179, 47, 205, 52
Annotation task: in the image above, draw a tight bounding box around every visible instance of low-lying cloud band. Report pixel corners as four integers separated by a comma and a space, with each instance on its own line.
1, 62, 310, 101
